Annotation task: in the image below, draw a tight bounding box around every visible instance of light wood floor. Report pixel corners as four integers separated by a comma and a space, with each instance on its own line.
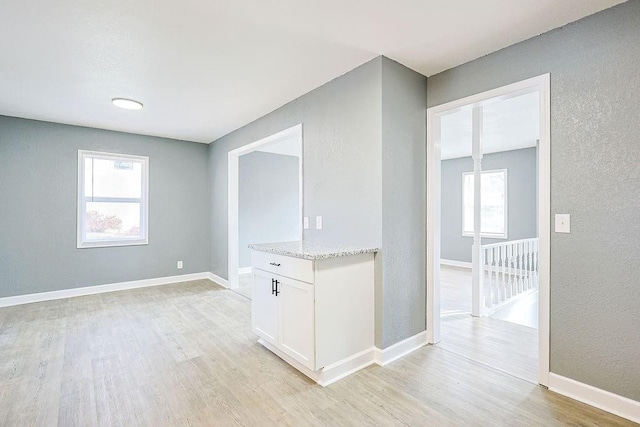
0, 280, 633, 426
439, 266, 539, 383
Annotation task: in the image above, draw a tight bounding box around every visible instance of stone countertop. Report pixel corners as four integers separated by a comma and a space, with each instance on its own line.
248, 241, 379, 260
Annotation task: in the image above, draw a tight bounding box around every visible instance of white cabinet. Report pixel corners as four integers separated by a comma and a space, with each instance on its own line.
251, 249, 375, 386
278, 276, 315, 369
251, 271, 278, 346
252, 268, 315, 370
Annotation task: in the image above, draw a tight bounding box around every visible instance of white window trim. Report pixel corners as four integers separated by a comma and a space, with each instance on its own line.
77, 150, 149, 249
461, 168, 508, 239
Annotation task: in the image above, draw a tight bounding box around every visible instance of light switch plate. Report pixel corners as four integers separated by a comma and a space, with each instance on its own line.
303, 217, 309, 230
555, 214, 571, 233
315, 216, 323, 230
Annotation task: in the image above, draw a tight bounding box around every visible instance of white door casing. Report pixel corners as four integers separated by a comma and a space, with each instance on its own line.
227, 124, 304, 289
426, 74, 551, 386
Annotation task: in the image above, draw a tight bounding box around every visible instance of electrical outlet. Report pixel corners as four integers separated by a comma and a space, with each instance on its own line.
316, 216, 323, 230
177, 261, 183, 269
303, 217, 309, 230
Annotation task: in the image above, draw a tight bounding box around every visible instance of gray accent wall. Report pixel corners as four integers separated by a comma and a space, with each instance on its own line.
441, 148, 538, 263
0, 116, 210, 298
209, 57, 383, 279
238, 151, 299, 268
209, 56, 427, 349
380, 57, 427, 348
427, 1, 640, 401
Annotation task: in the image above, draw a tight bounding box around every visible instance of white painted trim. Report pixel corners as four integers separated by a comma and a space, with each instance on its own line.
440, 259, 472, 269
549, 373, 640, 424
320, 348, 377, 387
238, 267, 252, 275
227, 124, 304, 290
258, 339, 376, 387
537, 74, 551, 387
208, 272, 230, 289
426, 110, 442, 344
258, 330, 427, 386
0, 272, 212, 308
374, 330, 428, 366
426, 74, 551, 386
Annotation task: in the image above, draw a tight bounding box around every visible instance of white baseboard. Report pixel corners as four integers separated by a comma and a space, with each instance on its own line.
321, 348, 377, 386
208, 272, 230, 288
0, 272, 212, 308
375, 330, 428, 366
258, 339, 376, 387
440, 259, 472, 269
238, 267, 252, 275
549, 373, 640, 423
257, 331, 428, 386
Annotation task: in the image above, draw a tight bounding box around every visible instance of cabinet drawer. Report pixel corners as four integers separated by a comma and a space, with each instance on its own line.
251, 251, 314, 283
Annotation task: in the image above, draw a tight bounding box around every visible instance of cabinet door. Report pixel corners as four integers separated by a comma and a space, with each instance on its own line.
278, 277, 315, 370
252, 270, 278, 346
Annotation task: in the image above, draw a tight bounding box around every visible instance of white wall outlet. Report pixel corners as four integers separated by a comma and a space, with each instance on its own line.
315, 216, 323, 230
177, 261, 184, 269
555, 214, 571, 233
303, 216, 309, 230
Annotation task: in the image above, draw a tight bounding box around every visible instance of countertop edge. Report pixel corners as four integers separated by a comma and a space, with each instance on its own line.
248, 244, 379, 260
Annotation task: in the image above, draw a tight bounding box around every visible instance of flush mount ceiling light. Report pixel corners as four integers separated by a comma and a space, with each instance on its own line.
112, 98, 143, 110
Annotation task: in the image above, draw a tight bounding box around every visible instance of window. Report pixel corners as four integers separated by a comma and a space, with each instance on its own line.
77, 150, 149, 248
462, 169, 507, 238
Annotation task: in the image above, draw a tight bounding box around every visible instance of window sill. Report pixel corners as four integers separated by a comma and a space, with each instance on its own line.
77, 239, 149, 249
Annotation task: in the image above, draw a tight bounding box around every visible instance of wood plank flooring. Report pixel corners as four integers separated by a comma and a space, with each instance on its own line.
0, 279, 634, 426
439, 265, 539, 383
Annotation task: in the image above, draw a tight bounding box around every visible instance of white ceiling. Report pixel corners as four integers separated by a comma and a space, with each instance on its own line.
0, 0, 624, 143
440, 92, 540, 160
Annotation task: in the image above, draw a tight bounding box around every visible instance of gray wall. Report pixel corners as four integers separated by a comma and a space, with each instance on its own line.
427, 1, 640, 401
209, 57, 383, 279
441, 148, 538, 263
209, 56, 427, 349
238, 151, 299, 268
380, 57, 427, 347
0, 116, 210, 298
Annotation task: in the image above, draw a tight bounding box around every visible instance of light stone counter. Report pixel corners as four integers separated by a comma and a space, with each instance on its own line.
248, 241, 378, 260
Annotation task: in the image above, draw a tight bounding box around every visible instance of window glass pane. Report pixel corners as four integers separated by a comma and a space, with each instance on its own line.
85, 202, 141, 241
463, 170, 506, 236
463, 174, 474, 234
85, 157, 142, 199
481, 171, 505, 234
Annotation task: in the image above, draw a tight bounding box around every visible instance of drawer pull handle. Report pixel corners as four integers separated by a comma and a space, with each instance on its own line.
269, 262, 281, 267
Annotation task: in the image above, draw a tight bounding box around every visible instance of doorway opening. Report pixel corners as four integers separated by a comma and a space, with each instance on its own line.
426, 75, 550, 385
227, 124, 303, 293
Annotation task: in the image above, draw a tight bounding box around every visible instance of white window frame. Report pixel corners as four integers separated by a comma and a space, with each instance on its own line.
77, 150, 149, 248
461, 168, 508, 239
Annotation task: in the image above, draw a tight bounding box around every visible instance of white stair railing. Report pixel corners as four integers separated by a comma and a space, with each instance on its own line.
477, 238, 539, 316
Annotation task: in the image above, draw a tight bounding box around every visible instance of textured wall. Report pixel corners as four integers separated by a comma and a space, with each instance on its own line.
427, 2, 640, 401
380, 57, 428, 347
0, 116, 210, 298
441, 148, 538, 263
238, 151, 299, 267
209, 57, 383, 280
209, 56, 428, 349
